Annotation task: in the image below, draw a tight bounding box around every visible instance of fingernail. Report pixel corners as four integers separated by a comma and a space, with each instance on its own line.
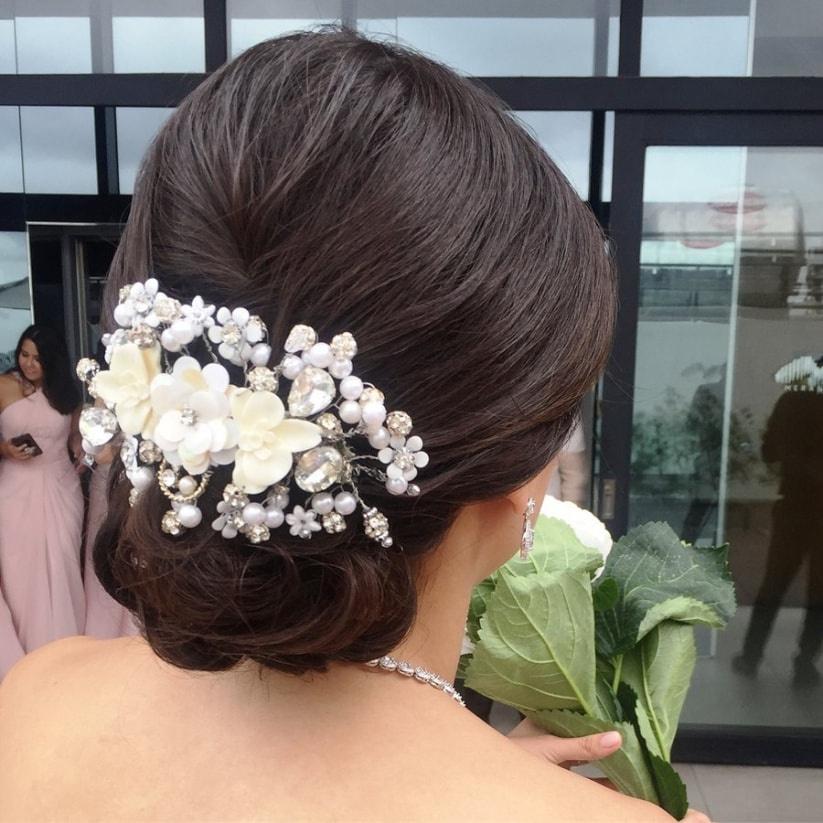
600, 732, 622, 749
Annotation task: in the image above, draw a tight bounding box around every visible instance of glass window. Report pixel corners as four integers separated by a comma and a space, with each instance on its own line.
227, 0, 343, 58
112, 1, 205, 73
19, 106, 97, 194
0, 106, 23, 192
116, 107, 174, 195
13, 8, 93, 74
359, 1, 620, 76
515, 111, 592, 199
0, 232, 32, 369
642, 0, 823, 76
630, 144, 823, 727
0, 0, 204, 73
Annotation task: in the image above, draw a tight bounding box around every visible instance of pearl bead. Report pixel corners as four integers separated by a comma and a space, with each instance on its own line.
265, 508, 284, 528
339, 400, 362, 424
177, 503, 202, 528
334, 492, 357, 516
368, 427, 390, 449
161, 328, 182, 352
251, 343, 272, 366
178, 475, 198, 496
221, 525, 238, 539
130, 466, 154, 491
361, 402, 386, 431
308, 343, 334, 368
329, 358, 352, 379
339, 376, 363, 400
113, 304, 133, 327
242, 502, 267, 525
311, 492, 335, 514
386, 476, 408, 496
171, 318, 195, 344
281, 354, 304, 380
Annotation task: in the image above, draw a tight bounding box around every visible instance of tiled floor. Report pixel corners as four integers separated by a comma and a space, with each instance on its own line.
674, 763, 823, 823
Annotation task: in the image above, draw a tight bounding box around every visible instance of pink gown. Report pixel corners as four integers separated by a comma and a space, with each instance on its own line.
84, 462, 137, 638
0, 388, 85, 674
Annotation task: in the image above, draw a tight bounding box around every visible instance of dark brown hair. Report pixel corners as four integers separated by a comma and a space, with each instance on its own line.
96, 29, 615, 675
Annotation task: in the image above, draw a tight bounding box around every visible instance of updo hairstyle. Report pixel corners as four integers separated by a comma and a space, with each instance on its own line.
95, 29, 616, 675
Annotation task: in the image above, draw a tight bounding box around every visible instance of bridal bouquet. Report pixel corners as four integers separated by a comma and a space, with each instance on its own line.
460, 498, 736, 820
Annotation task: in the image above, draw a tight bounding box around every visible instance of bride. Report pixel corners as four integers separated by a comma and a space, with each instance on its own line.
0, 30, 708, 822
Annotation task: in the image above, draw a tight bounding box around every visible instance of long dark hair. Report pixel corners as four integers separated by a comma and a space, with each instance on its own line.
97, 30, 615, 676
12, 325, 81, 415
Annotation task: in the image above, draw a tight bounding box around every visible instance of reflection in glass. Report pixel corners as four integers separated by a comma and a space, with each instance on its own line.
631, 145, 823, 728
642, 0, 823, 77
112, 1, 205, 73
116, 108, 174, 195
359, 0, 619, 76
19, 106, 97, 194
515, 111, 592, 199
0, 106, 23, 192
1, 0, 204, 74
227, 0, 342, 57
0, 232, 32, 368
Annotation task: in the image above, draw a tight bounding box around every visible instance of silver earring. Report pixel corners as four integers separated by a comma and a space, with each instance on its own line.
519, 497, 536, 559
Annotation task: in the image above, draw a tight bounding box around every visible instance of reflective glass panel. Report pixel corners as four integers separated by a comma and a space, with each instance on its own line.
0, 232, 32, 368
642, 0, 823, 76
0, 106, 23, 192
116, 108, 174, 195
631, 145, 823, 727
227, 0, 342, 57
112, 1, 205, 73
515, 111, 592, 199
19, 106, 97, 194
358, 1, 619, 76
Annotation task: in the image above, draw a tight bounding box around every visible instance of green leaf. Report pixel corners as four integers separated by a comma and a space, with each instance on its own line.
617, 683, 689, 821
647, 752, 689, 821
620, 622, 696, 760
505, 515, 605, 579
593, 577, 619, 612
466, 574, 497, 644
531, 709, 659, 805
594, 522, 736, 656
465, 570, 597, 715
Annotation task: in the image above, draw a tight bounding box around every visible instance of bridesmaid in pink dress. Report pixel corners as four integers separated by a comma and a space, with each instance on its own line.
84, 456, 137, 638
0, 326, 85, 676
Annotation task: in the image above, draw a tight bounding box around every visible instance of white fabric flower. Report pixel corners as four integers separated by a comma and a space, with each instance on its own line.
285, 505, 322, 538
150, 357, 238, 475
113, 278, 159, 328
101, 329, 129, 363
541, 495, 613, 569
181, 295, 216, 335
94, 342, 162, 437
207, 307, 266, 366
230, 388, 321, 494
378, 435, 429, 481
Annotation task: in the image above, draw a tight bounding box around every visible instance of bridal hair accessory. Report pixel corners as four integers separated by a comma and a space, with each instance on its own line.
774, 355, 823, 394
519, 497, 536, 559
75, 279, 429, 548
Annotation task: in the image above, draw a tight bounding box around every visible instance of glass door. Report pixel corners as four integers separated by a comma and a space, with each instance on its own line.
600, 114, 823, 763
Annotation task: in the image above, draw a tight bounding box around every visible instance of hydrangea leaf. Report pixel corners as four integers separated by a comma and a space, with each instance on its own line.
466, 574, 497, 644
594, 522, 735, 656
465, 570, 597, 715
619, 622, 696, 761
530, 708, 659, 805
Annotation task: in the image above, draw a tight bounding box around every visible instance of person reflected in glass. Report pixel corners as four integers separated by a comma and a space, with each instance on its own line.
0, 325, 85, 678
734, 358, 823, 687
681, 367, 725, 544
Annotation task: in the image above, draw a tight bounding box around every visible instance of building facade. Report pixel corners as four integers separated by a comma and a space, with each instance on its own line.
1, 0, 822, 766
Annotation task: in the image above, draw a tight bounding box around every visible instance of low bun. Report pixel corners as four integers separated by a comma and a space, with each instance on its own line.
95, 29, 615, 675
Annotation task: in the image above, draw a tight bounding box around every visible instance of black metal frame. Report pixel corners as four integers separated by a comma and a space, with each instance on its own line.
1, 0, 822, 767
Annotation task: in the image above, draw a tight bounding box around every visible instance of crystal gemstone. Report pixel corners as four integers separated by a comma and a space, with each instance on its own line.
294, 445, 344, 492
288, 366, 336, 417
79, 406, 119, 447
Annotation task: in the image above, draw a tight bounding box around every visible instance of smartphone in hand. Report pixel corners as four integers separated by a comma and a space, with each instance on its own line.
10, 433, 43, 457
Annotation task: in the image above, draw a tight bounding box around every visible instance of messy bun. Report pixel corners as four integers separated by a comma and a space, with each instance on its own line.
95, 29, 615, 675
